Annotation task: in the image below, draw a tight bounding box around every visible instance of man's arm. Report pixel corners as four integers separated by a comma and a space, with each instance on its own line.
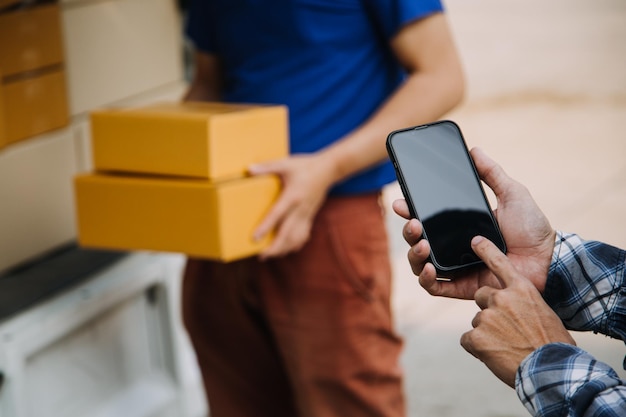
464, 237, 626, 416
545, 232, 626, 341
251, 12, 465, 258
317, 12, 465, 183
183, 51, 222, 102
517, 343, 626, 417
518, 234, 626, 416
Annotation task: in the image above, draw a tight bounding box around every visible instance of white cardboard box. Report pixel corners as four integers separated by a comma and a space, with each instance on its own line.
0, 129, 77, 273
61, 0, 184, 115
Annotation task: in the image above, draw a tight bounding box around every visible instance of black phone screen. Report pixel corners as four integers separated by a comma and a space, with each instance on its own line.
387, 120, 506, 274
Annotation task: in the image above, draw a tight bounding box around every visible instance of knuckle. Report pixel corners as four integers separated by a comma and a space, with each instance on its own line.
488, 291, 508, 308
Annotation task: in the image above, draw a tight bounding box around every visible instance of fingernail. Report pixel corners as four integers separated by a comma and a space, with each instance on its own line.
471, 235, 484, 245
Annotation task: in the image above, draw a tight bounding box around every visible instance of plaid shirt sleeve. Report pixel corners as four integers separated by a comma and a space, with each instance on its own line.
515, 231, 626, 416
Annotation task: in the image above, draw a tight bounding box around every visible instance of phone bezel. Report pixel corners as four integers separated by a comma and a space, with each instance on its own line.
386, 120, 506, 277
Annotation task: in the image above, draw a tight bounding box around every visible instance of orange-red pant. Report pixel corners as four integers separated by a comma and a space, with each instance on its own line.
182, 192, 405, 417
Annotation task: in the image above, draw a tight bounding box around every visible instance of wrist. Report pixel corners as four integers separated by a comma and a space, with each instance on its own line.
314, 147, 350, 186
536, 228, 557, 293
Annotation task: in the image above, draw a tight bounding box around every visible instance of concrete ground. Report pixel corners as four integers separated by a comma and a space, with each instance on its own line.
388, 1, 626, 416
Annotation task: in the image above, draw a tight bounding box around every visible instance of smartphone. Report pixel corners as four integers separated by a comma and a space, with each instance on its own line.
386, 120, 506, 277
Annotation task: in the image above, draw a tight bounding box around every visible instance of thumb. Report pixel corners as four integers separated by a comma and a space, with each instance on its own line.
470, 147, 513, 201
248, 158, 288, 176
471, 235, 517, 288
391, 199, 411, 220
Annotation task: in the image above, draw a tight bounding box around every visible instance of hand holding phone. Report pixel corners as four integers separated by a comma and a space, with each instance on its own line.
386, 120, 506, 277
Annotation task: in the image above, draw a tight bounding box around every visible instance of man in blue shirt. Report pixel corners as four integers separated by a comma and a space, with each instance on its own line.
394, 148, 626, 416
181, 1, 464, 416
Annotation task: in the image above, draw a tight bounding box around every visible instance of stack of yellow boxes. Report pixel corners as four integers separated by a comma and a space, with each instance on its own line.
0, 2, 69, 150
74, 101, 289, 262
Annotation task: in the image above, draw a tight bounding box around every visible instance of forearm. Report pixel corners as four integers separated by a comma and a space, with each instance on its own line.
182, 51, 222, 102
516, 343, 626, 417
318, 61, 464, 186
183, 83, 220, 102
311, 12, 464, 186
545, 231, 626, 340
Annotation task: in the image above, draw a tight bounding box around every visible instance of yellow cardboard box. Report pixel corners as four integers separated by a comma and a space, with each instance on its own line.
91, 101, 289, 180
0, 4, 64, 77
0, 69, 5, 150
1, 69, 69, 146
74, 173, 281, 262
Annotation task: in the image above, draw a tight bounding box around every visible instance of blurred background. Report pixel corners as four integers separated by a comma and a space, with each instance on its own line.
0, 0, 624, 416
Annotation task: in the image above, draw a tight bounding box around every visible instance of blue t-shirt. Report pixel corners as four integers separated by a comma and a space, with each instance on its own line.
186, 0, 443, 195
